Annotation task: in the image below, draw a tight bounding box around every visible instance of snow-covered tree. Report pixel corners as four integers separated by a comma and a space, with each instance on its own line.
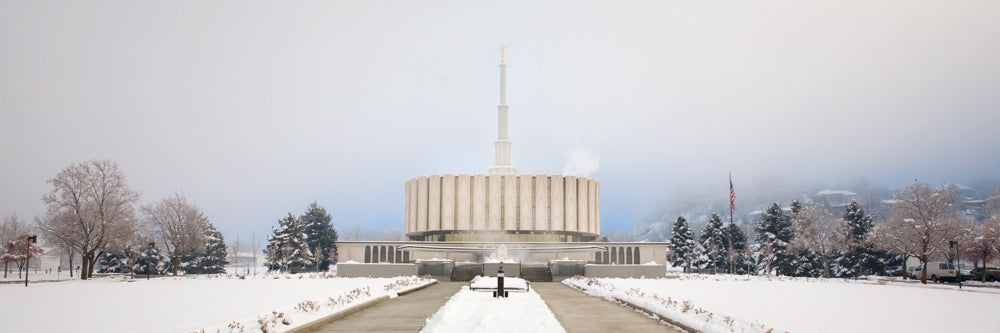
1, 234, 45, 279
1, 214, 30, 278
265, 213, 314, 272
961, 218, 1000, 281
38, 160, 141, 280
144, 194, 209, 276
755, 203, 794, 276
183, 222, 228, 274
96, 251, 127, 273
299, 202, 338, 270
791, 205, 841, 278
725, 223, 749, 274
883, 183, 961, 284
699, 213, 728, 272
837, 201, 878, 277
134, 245, 167, 276
669, 216, 696, 272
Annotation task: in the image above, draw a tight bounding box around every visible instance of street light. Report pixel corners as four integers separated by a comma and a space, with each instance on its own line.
25, 235, 37, 287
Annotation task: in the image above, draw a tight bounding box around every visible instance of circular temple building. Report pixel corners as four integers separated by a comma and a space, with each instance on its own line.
404, 174, 600, 242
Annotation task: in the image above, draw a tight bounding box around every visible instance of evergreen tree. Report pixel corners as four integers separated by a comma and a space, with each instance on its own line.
134, 246, 166, 276
96, 251, 126, 273
265, 213, 314, 273
183, 223, 228, 274
837, 201, 876, 277
725, 223, 749, 274
790, 249, 825, 277
299, 202, 339, 270
669, 216, 696, 272
755, 203, 794, 275
699, 213, 728, 272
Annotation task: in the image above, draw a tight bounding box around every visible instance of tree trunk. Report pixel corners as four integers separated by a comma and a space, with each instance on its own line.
69, 253, 74, 278
80, 255, 89, 280
901, 256, 908, 281
920, 260, 928, 284
173, 256, 180, 276
823, 258, 831, 279
85, 252, 97, 279
983, 258, 988, 282
3, 262, 7, 278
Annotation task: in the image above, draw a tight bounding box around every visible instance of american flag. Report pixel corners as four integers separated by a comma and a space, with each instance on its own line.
729, 174, 735, 214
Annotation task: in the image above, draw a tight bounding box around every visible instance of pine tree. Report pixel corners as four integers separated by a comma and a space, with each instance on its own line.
134, 246, 166, 276
299, 202, 339, 271
184, 223, 228, 274
837, 201, 876, 277
96, 251, 126, 273
755, 203, 794, 275
725, 223, 748, 274
699, 213, 728, 272
669, 216, 696, 272
265, 213, 314, 273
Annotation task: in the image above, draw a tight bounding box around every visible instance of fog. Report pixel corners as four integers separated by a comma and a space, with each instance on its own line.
2, 1, 998, 242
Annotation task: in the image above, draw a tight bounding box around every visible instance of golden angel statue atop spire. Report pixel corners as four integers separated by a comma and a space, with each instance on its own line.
500, 45, 508, 64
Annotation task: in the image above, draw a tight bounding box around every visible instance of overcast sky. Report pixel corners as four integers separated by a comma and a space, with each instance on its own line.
2, 0, 999, 241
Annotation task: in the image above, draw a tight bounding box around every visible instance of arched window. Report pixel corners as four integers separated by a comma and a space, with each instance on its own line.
633, 247, 641, 265
625, 247, 633, 265
610, 247, 618, 264
388, 246, 395, 263
364, 246, 371, 263
379, 246, 387, 263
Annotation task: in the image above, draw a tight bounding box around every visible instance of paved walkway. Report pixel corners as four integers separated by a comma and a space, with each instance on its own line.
532, 282, 683, 333
309, 282, 464, 332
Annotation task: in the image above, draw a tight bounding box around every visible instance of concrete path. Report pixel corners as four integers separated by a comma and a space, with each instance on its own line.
532, 282, 684, 333
309, 282, 465, 332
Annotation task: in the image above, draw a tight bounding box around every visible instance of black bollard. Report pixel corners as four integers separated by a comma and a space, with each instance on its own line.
496, 262, 506, 298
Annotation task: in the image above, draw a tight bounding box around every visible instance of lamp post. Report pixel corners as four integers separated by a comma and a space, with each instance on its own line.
25, 235, 37, 287
147, 242, 156, 281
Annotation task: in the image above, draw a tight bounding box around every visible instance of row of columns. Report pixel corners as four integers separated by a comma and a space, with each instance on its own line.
405, 175, 600, 235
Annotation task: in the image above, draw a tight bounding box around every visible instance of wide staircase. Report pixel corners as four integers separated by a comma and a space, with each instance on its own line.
520, 263, 553, 282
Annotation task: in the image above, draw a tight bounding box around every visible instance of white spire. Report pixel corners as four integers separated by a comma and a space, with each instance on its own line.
489, 48, 516, 176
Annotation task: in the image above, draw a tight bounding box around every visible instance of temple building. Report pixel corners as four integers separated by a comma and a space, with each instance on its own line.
335, 50, 667, 281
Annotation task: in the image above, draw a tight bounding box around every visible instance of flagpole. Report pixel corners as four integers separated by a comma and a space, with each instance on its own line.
728, 171, 734, 274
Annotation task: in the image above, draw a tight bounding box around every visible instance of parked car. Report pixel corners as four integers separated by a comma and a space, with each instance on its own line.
907, 262, 959, 282
970, 267, 1000, 282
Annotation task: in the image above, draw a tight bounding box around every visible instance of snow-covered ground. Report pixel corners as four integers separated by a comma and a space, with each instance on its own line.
1, 273, 433, 333
422, 277, 565, 333
566, 274, 1000, 333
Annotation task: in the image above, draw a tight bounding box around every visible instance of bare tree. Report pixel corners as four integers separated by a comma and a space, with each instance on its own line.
230, 235, 241, 275
144, 194, 208, 276
251, 232, 258, 276
791, 206, 842, 278
886, 183, 961, 284
961, 218, 1000, 281
1, 214, 30, 278
38, 160, 141, 280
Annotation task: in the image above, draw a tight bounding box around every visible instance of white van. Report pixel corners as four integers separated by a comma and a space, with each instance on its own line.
907, 262, 958, 282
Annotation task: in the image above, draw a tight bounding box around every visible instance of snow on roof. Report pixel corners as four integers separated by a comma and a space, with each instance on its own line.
882, 199, 902, 204
944, 182, 974, 191
815, 189, 857, 196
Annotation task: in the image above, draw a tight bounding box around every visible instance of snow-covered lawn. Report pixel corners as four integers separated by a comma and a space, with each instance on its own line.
566, 274, 1000, 333
1, 273, 433, 333
422, 277, 565, 333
